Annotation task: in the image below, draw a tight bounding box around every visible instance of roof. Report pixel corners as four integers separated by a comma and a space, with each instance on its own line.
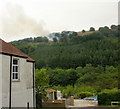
0, 39, 35, 62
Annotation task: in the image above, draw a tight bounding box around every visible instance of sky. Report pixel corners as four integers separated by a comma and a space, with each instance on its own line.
0, 0, 119, 42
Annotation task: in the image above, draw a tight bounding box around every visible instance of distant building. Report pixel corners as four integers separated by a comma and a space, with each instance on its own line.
46, 88, 62, 101
42, 88, 65, 108
0, 39, 36, 108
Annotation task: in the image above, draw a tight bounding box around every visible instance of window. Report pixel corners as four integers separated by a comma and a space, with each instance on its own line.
12, 59, 19, 80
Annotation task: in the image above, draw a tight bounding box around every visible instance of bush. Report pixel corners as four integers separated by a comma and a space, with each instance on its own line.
98, 89, 120, 105
62, 85, 74, 98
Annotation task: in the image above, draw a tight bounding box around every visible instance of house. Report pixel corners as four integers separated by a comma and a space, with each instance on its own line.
0, 39, 36, 108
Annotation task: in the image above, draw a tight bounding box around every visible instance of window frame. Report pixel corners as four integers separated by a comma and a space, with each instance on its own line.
12, 58, 20, 81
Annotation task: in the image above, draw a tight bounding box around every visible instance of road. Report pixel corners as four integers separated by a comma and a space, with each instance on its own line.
74, 99, 98, 107
66, 99, 120, 109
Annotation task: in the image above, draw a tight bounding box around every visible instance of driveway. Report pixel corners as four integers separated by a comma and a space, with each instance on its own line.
74, 99, 98, 107
66, 99, 120, 109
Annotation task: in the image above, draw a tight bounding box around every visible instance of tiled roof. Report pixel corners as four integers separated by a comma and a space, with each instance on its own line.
27, 56, 35, 62
0, 39, 35, 62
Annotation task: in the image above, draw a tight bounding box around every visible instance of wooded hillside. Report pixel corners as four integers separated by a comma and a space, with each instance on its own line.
11, 25, 119, 69
11, 25, 119, 95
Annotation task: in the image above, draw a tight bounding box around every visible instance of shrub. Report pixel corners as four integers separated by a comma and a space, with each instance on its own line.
98, 89, 120, 105
62, 85, 75, 98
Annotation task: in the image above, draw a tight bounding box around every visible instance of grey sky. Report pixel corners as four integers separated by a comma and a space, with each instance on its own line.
0, 0, 119, 42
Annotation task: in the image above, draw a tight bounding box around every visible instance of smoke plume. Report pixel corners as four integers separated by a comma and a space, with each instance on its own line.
0, 3, 49, 41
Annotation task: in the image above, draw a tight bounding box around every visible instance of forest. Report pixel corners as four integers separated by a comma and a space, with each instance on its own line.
11, 25, 119, 99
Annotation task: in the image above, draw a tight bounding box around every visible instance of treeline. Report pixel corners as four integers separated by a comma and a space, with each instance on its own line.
11, 25, 119, 69
35, 65, 118, 98
49, 24, 119, 42
18, 36, 49, 43
14, 24, 119, 43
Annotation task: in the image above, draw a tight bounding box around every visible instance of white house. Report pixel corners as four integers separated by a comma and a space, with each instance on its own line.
0, 39, 36, 108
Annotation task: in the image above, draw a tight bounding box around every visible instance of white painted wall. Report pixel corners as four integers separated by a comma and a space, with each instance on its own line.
11, 57, 34, 107
2, 55, 10, 107
1, 54, 34, 108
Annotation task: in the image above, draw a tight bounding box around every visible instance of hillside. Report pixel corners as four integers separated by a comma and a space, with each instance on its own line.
77, 31, 94, 36
11, 25, 119, 93
11, 25, 119, 69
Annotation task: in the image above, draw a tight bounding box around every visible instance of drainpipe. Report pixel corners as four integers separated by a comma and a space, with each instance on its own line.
9, 55, 12, 109
33, 62, 35, 108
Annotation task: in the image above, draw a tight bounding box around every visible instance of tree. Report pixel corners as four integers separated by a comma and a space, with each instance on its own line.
104, 26, 109, 29
34, 36, 48, 42
42, 37, 48, 42
35, 68, 49, 107
105, 66, 117, 73
11, 24, 118, 69
76, 66, 84, 77
34, 37, 42, 42
66, 69, 78, 87
36, 60, 46, 69
35, 68, 49, 92
111, 25, 118, 30
98, 26, 111, 37
89, 27, 95, 31
82, 29, 85, 33
22, 37, 33, 42
53, 37, 58, 42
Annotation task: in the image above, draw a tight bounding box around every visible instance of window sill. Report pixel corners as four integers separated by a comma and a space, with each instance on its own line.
12, 79, 20, 82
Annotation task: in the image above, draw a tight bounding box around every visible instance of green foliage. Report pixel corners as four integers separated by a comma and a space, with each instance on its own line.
111, 25, 118, 30
53, 37, 58, 42
99, 26, 118, 37
16, 36, 49, 43
66, 69, 78, 87
76, 66, 118, 89
35, 68, 50, 107
34, 36, 48, 42
34, 65, 118, 101
46, 65, 118, 91
89, 27, 95, 31
62, 85, 75, 97
105, 66, 117, 73
30, 38, 118, 69
35, 68, 49, 92
47, 68, 78, 87
98, 89, 120, 105
82, 29, 85, 33
53, 85, 96, 98
34, 65, 118, 99
11, 25, 118, 69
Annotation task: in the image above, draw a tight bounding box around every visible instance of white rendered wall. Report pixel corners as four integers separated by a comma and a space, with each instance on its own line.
26, 62, 34, 107
2, 55, 34, 108
2, 55, 10, 107
11, 56, 34, 107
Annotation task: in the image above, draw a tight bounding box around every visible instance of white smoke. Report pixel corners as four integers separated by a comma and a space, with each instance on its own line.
0, 3, 49, 41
